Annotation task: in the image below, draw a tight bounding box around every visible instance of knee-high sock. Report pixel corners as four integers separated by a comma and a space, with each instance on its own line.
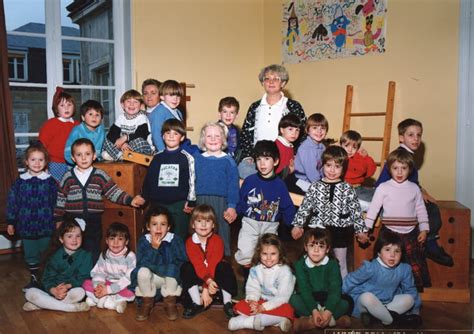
386, 294, 415, 315
334, 248, 348, 278
358, 292, 393, 325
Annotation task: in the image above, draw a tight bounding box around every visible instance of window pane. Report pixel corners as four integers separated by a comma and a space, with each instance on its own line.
63, 40, 114, 86
8, 34, 46, 83
4, 0, 45, 32
62, 0, 113, 40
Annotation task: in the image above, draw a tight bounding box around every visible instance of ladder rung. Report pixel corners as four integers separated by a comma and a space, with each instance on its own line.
362, 137, 383, 141
375, 162, 382, 167
349, 112, 386, 117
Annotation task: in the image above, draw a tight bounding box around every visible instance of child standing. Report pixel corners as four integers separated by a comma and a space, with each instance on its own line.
375, 118, 453, 267
291, 146, 369, 278
142, 78, 162, 116
142, 119, 196, 240
343, 229, 422, 328
55, 138, 144, 261
23, 218, 92, 312
275, 114, 301, 177
82, 223, 136, 313
7, 143, 57, 290
149, 80, 184, 152
217, 96, 240, 160
365, 149, 431, 290
181, 205, 237, 319
293, 113, 328, 192
235, 140, 295, 268
229, 234, 295, 332
291, 228, 352, 331
194, 122, 239, 256
102, 89, 153, 161
131, 206, 187, 321
64, 100, 105, 165
39, 87, 79, 182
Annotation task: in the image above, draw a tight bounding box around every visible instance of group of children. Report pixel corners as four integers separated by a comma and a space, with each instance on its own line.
6, 72, 453, 331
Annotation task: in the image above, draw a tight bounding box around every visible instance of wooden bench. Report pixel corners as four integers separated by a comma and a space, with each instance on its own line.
353, 201, 471, 303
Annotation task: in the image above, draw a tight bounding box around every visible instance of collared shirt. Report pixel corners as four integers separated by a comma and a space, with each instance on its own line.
305, 255, 329, 268
20, 171, 51, 180
160, 101, 183, 121
74, 166, 93, 186
254, 93, 288, 144
58, 117, 75, 123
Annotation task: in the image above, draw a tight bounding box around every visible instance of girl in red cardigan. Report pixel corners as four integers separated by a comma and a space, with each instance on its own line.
39, 87, 79, 182
180, 204, 237, 319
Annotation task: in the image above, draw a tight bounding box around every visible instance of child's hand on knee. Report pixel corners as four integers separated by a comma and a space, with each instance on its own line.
201, 288, 213, 308
320, 309, 332, 328
206, 279, 218, 295
94, 283, 107, 298
312, 309, 323, 327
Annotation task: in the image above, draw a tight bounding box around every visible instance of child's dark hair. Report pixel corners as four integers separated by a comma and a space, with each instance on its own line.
143, 205, 172, 233
218, 96, 240, 112
278, 114, 302, 132
386, 148, 415, 174
142, 78, 162, 92
397, 118, 423, 135
101, 222, 130, 259
24, 141, 49, 167
80, 100, 104, 118
71, 138, 96, 155
373, 229, 403, 259
40, 215, 83, 278
321, 145, 348, 176
161, 119, 186, 137
340, 130, 362, 149
159, 80, 184, 97
120, 89, 143, 104
306, 113, 328, 132
303, 228, 335, 259
251, 233, 289, 267
253, 140, 279, 161
52, 87, 75, 117
190, 204, 218, 233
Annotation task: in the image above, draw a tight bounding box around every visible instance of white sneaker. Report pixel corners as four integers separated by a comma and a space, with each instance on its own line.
103, 296, 118, 311
279, 318, 292, 332
86, 297, 97, 307
74, 302, 91, 312
228, 315, 263, 331
101, 151, 114, 161
23, 302, 40, 311
97, 296, 107, 308
116, 301, 127, 314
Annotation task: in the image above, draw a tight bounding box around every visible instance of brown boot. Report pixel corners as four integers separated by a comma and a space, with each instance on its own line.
335, 315, 351, 328
136, 297, 154, 321
293, 316, 316, 333
163, 296, 178, 321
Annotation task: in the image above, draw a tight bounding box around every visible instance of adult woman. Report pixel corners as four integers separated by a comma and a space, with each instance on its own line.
238, 64, 306, 163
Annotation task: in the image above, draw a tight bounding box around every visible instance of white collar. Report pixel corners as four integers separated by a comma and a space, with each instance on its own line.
58, 117, 75, 123
202, 151, 227, 158
260, 92, 285, 107
146, 105, 158, 113
305, 255, 329, 268
277, 136, 293, 147
145, 232, 174, 243
20, 171, 50, 180
74, 166, 93, 175
377, 256, 391, 268
160, 101, 176, 112
399, 143, 414, 154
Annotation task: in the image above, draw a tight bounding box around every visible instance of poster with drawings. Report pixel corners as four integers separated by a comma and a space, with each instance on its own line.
282, 0, 387, 64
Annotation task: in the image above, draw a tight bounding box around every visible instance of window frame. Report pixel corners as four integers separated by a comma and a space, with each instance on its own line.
8, 51, 28, 81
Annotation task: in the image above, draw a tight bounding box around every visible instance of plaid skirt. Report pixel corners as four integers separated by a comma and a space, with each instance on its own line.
380, 225, 431, 291
102, 137, 153, 160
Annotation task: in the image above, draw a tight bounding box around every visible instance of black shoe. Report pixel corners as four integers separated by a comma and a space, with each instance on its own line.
22, 276, 40, 292
223, 302, 236, 318
425, 246, 454, 267
399, 314, 422, 328
182, 303, 205, 319
360, 312, 376, 327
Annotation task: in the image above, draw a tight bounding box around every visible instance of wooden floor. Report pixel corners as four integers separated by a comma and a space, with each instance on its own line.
1, 230, 473, 333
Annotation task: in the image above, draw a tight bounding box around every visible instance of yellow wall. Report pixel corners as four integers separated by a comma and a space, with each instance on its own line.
132, 0, 459, 200
262, 0, 459, 199
132, 0, 265, 143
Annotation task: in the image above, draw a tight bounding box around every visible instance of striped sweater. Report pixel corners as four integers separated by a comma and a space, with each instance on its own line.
55, 168, 133, 220
91, 248, 136, 294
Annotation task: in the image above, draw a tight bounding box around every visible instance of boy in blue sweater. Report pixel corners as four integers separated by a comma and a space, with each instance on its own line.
375, 118, 453, 267
235, 140, 296, 268
142, 119, 196, 240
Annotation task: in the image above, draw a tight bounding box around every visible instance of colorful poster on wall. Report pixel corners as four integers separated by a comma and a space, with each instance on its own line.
282, 0, 387, 64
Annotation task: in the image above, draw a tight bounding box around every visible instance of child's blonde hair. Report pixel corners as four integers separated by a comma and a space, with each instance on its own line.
251, 233, 289, 267
159, 80, 184, 97
340, 130, 362, 149
198, 122, 228, 151
306, 113, 328, 132
190, 204, 218, 233
120, 89, 143, 104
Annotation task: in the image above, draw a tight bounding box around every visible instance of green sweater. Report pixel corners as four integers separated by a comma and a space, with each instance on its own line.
294, 256, 344, 314
42, 247, 93, 293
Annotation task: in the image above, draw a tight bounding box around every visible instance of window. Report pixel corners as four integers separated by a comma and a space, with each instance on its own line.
5, 0, 132, 169
8, 52, 28, 81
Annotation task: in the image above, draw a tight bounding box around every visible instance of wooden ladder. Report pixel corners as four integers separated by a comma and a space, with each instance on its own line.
342, 81, 396, 167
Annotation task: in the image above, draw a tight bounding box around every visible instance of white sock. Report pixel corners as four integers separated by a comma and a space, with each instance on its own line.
222, 289, 232, 304
188, 285, 202, 305
334, 247, 348, 278
256, 314, 284, 327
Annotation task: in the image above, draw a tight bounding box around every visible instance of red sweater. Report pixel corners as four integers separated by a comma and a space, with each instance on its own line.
39, 118, 79, 163
345, 152, 377, 185
185, 233, 224, 287
275, 137, 294, 175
